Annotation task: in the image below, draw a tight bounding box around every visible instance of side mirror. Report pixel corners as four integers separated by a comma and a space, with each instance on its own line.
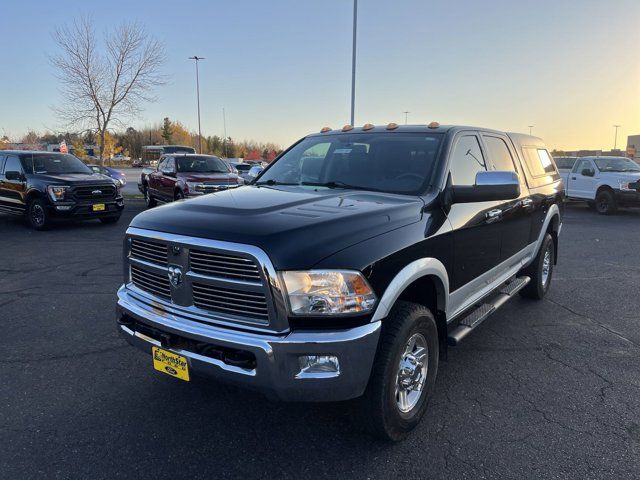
5, 171, 22, 181
161, 168, 175, 177
450, 171, 520, 204
581, 168, 594, 177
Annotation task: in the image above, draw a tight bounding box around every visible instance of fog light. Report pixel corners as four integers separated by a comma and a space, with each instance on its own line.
297, 355, 340, 378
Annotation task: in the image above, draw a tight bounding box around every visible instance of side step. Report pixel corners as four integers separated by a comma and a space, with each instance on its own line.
447, 276, 530, 346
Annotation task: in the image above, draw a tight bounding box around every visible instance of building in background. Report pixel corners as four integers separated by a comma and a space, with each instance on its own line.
627, 134, 640, 161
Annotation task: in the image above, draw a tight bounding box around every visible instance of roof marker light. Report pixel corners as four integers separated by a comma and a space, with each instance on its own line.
320, 127, 332, 133
342, 124, 354, 132
428, 121, 440, 129
362, 123, 374, 131
386, 123, 398, 130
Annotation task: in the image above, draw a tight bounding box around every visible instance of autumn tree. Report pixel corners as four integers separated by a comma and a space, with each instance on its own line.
161, 117, 173, 144
72, 137, 87, 159
51, 16, 165, 165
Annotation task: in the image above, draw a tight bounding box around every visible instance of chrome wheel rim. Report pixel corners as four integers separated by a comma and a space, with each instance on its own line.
31, 204, 44, 226
542, 247, 552, 287
395, 333, 428, 413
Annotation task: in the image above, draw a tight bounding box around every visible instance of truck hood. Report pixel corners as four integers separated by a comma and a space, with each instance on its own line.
598, 171, 640, 182
130, 185, 424, 269
32, 173, 114, 185
177, 172, 240, 183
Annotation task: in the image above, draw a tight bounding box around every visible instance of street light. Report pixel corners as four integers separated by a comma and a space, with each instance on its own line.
613, 125, 621, 150
189, 56, 205, 153
350, 0, 357, 126
528, 125, 534, 135
403, 111, 410, 125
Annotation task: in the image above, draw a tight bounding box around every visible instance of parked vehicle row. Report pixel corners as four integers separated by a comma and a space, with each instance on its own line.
0, 151, 124, 229
116, 123, 564, 441
139, 154, 244, 208
556, 156, 640, 214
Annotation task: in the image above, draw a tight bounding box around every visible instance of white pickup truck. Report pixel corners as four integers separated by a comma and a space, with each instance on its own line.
557, 156, 640, 214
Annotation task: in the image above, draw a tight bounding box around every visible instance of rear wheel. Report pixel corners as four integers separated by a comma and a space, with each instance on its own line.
144, 186, 157, 208
520, 233, 554, 300
174, 190, 185, 201
27, 198, 49, 230
595, 190, 617, 215
362, 301, 439, 441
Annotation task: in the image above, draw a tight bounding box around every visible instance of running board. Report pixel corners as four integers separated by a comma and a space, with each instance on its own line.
447, 276, 530, 346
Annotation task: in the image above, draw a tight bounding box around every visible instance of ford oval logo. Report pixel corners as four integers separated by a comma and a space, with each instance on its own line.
165, 366, 178, 375
168, 265, 183, 288
92, 189, 103, 195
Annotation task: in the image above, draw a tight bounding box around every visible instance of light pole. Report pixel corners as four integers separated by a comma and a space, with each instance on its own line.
403, 111, 410, 125
350, 0, 357, 126
528, 125, 534, 135
189, 56, 205, 153
222, 107, 228, 158
613, 125, 621, 150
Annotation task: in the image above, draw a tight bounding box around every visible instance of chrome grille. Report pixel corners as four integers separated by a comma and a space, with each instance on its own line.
130, 238, 168, 265
192, 283, 269, 322
189, 249, 261, 282
131, 265, 171, 299
72, 184, 116, 201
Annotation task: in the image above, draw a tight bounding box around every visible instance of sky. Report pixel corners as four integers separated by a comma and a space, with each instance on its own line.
1, 0, 638, 151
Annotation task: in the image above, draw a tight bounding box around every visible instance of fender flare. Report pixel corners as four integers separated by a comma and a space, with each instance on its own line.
371, 258, 449, 322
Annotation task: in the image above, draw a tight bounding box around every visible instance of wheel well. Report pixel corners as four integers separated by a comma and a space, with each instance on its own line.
546, 214, 560, 264
25, 190, 43, 205
596, 185, 614, 197
397, 275, 448, 359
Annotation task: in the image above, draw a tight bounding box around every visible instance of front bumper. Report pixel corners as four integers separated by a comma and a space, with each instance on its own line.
116, 286, 381, 401
47, 197, 124, 219
614, 189, 640, 206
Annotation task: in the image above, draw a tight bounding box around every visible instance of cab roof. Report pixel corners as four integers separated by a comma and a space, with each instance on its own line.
307, 124, 532, 139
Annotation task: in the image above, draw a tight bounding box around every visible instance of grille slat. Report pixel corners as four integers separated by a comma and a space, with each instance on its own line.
190, 249, 262, 281
131, 265, 170, 298
131, 239, 168, 265
192, 283, 269, 320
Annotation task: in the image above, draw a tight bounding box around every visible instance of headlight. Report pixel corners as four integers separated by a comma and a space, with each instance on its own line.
47, 185, 68, 202
280, 270, 377, 315
186, 182, 201, 192
619, 180, 634, 191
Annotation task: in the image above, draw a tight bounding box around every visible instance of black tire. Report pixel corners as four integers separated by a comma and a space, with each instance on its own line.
27, 198, 49, 230
144, 185, 157, 208
174, 190, 185, 201
595, 189, 617, 215
520, 233, 554, 300
361, 301, 439, 441
100, 215, 121, 224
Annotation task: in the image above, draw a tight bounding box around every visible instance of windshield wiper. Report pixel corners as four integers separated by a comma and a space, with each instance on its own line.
300, 181, 379, 192
254, 179, 298, 186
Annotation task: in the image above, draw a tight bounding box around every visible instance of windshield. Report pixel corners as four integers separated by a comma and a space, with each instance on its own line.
176, 156, 229, 173
164, 146, 196, 154
256, 133, 442, 195
594, 157, 640, 172
21, 154, 93, 175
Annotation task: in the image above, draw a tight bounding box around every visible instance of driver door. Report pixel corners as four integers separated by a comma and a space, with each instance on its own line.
569, 159, 597, 199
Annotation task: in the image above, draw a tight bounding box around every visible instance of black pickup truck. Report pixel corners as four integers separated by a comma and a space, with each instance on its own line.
116, 124, 564, 440
0, 151, 124, 229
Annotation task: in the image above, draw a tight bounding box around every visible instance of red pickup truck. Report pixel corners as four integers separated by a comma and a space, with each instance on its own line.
139, 154, 244, 208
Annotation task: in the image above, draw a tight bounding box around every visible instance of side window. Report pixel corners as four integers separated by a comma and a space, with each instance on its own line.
166, 157, 176, 172
0, 155, 6, 174
537, 149, 556, 174
5, 155, 23, 173
576, 159, 593, 175
449, 135, 486, 185
157, 158, 167, 171
483, 136, 516, 172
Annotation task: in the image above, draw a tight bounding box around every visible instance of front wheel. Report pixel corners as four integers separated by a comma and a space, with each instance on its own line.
144, 186, 157, 208
27, 198, 49, 230
174, 190, 185, 201
595, 190, 617, 215
520, 233, 554, 300
362, 301, 439, 441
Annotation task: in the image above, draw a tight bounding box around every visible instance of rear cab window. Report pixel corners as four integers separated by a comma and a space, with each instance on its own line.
521, 147, 560, 188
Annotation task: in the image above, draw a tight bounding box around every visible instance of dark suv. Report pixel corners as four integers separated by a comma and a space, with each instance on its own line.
0, 151, 124, 229
116, 124, 564, 440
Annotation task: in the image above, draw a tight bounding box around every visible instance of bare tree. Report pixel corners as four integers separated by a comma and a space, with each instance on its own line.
51, 16, 165, 164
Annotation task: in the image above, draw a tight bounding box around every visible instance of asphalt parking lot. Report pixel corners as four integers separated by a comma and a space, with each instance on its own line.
1, 201, 639, 479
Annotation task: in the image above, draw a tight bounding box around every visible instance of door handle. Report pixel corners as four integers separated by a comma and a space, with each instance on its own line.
485, 209, 502, 223
571, 176, 576, 180
521, 198, 534, 208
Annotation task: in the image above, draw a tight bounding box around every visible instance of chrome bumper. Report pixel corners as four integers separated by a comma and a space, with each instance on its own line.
117, 286, 381, 401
